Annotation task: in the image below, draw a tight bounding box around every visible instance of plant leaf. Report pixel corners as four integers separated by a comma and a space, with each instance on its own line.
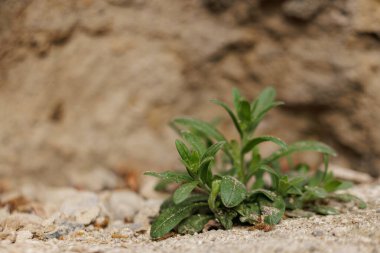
330, 193, 367, 209
278, 176, 292, 195
249, 189, 277, 202
259, 196, 286, 225
211, 99, 243, 138
252, 87, 276, 118
160, 194, 208, 213
312, 205, 339, 215
251, 169, 265, 189
199, 158, 214, 187
214, 208, 237, 229
250, 101, 284, 131
220, 176, 247, 208
202, 141, 226, 160
323, 179, 343, 193
287, 185, 303, 196
144, 171, 193, 184
242, 136, 287, 154
237, 100, 251, 123
263, 141, 337, 164
232, 88, 242, 110
173, 181, 199, 204
154, 180, 171, 192
182, 131, 207, 155
235, 202, 260, 224
199, 156, 215, 169
177, 214, 212, 235
257, 165, 280, 190
188, 150, 201, 173
302, 186, 328, 201
208, 180, 221, 211
150, 202, 208, 239
284, 196, 303, 210
175, 140, 191, 162
174, 118, 226, 142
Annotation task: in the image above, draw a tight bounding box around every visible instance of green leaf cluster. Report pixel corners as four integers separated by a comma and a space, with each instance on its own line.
145, 87, 366, 239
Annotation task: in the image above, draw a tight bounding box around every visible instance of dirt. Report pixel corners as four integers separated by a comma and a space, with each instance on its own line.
0, 180, 379, 253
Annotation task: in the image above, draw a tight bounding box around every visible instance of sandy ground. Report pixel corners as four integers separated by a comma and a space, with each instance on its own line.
0, 179, 379, 253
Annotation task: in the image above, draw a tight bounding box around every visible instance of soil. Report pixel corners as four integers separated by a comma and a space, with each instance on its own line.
0, 180, 379, 253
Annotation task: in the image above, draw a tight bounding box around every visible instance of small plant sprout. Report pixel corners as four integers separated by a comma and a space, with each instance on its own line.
145, 87, 366, 239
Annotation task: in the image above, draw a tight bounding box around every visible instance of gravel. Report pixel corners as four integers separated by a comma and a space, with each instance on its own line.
0, 182, 379, 253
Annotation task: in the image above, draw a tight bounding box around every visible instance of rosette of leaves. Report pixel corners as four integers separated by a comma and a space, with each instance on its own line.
145, 87, 366, 239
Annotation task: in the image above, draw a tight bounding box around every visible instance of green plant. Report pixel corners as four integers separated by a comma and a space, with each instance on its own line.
145, 87, 366, 239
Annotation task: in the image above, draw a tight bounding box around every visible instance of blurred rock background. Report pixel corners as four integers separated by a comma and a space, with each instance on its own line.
0, 0, 379, 187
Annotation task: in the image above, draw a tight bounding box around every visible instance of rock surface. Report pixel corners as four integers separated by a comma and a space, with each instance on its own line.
102, 190, 145, 221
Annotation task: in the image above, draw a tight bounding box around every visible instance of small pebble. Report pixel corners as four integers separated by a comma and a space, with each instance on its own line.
16, 230, 33, 241
311, 230, 323, 237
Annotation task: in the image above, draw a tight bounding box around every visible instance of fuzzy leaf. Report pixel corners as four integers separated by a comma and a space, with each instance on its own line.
237, 100, 251, 123
187, 150, 200, 174
321, 154, 330, 183
323, 179, 344, 193
330, 193, 367, 209
199, 159, 214, 187
255, 165, 280, 189
284, 196, 303, 210
259, 196, 286, 225
258, 165, 280, 178
249, 189, 277, 202
175, 140, 191, 162
150, 202, 208, 239
312, 205, 339, 215
199, 156, 215, 169
208, 180, 221, 211
220, 176, 247, 208
160, 194, 208, 213
336, 181, 354, 190
263, 141, 337, 164
173, 181, 199, 204
278, 176, 292, 195
177, 214, 212, 235
251, 169, 265, 189
144, 171, 192, 184
214, 208, 237, 229
235, 202, 260, 224
302, 186, 328, 201
250, 146, 261, 168
202, 141, 226, 160
232, 88, 242, 110
295, 163, 310, 174
288, 176, 305, 186
154, 180, 171, 192
182, 131, 207, 155
252, 87, 276, 118
287, 185, 303, 195
174, 118, 226, 142
242, 136, 287, 154
211, 99, 243, 138
250, 102, 284, 131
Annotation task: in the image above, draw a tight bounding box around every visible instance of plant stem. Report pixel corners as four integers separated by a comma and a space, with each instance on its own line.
238, 134, 247, 183
320, 154, 329, 184
238, 153, 245, 183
